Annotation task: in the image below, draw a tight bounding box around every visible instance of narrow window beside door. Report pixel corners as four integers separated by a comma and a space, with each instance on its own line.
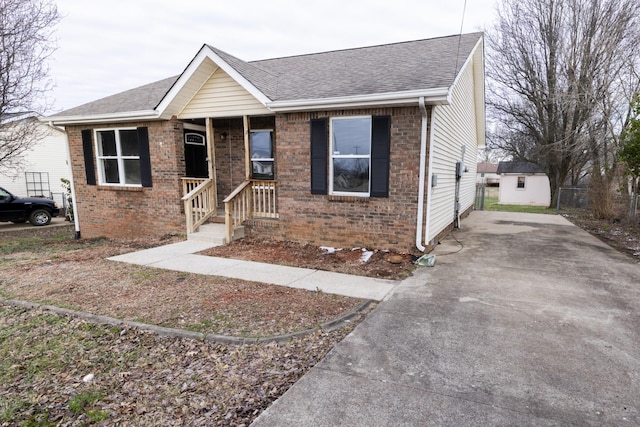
250, 130, 274, 180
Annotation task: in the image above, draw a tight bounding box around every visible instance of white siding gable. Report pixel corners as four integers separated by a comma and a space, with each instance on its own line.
179, 68, 271, 119
427, 45, 483, 242
0, 122, 70, 206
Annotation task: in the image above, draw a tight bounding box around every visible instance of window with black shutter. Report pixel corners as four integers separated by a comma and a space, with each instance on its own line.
83, 127, 153, 187
310, 115, 390, 197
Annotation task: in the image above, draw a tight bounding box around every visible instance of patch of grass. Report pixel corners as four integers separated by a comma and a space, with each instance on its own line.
20, 412, 56, 427
0, 308, 118, 425
183, 314, 233, 333
68, 390, 105, 415
482, 197, 557, 214
0, 231, 108, 255
0, 236, 42, 255
130, 267, 164, 283
1, 398, 30, 423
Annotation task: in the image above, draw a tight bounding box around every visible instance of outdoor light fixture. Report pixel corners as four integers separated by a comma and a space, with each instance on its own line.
220, 132, 228, 140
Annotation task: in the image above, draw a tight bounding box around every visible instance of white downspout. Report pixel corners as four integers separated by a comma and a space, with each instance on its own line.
416, 97, 429, 252
59, 126, 81, 239
425, 105, 437, 246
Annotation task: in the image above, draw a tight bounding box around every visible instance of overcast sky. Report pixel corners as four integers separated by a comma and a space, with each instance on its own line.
48, 0, 498, 113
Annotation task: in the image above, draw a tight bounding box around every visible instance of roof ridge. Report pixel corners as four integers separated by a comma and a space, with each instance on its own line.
248, 32, 483, 64
206, 44, 280, 78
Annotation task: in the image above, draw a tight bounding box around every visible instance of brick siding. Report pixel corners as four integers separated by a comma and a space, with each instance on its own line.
248, 106, 429, 253
66, 118, 186, 239
67, 109, 432, 252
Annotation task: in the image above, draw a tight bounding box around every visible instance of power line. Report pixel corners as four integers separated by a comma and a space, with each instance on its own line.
454, 0, 468, 77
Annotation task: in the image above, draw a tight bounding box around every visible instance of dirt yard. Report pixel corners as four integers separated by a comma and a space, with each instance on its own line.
0, 231, 376, 338
565, 213, 640, 263
0, 228, 381, 426
0, 212, 636, 425
200, 236, 416, 280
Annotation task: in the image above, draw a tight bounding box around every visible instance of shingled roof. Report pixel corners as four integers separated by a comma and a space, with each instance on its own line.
497, 161, 546, 175
50, 32, 483, 121
55, 76, 179, 117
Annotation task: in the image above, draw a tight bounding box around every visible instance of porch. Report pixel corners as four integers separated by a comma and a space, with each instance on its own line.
179, 115, 278, 244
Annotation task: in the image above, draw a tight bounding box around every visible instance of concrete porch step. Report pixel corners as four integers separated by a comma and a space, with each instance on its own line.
187, 223, 244, 245
210, 209, 226, 224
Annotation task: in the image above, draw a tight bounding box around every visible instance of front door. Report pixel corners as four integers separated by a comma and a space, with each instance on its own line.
184, 132, 208, 178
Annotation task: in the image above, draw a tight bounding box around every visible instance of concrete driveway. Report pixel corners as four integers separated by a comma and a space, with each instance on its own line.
252, 211, 640, 426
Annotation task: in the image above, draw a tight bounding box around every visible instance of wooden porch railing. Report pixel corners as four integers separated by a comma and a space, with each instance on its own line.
182, 178, 208, 196
223, 180, 278, 243
181, 178, 215, 234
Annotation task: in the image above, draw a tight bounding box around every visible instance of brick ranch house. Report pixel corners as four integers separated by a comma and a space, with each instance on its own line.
48, 32, 485, 253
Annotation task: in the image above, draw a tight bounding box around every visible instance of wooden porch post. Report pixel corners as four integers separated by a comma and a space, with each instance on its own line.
243, 115, 251, 180
206, 117, 217, 208
243, 115, 253, 214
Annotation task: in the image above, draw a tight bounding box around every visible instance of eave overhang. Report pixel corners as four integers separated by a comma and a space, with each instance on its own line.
266, 88, 451, 112
47, 110, 162, 126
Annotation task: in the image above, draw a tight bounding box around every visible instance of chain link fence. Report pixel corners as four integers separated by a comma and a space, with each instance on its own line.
557, 187, 638, 220
475, 184, 499, 210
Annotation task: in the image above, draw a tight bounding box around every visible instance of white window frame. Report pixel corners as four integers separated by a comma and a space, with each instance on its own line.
516, 176, 526, 190
250, 129, 275, 180
95, 127, 141, 186
329, 116, 372, 197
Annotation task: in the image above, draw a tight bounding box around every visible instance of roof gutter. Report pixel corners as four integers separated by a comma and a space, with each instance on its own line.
267, 88, 450, 112
416, 96, 429, 252
46, 110, 161, 126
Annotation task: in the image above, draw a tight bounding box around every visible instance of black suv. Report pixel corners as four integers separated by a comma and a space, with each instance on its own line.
0, 187, 60, 226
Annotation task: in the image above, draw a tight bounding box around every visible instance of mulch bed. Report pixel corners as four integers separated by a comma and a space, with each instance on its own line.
200, 237, 416, 280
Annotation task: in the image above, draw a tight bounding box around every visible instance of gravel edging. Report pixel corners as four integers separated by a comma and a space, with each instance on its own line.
0, 297, 372, 344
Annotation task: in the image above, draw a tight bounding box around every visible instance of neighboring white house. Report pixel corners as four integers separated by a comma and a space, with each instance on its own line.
0, 113, 71, 207
476, 162, 499, 186
497, 161, 550, 206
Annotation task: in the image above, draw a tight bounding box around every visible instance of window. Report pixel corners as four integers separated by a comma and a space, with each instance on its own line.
330, 117, 372, 195
250, 130, 274, 180
95, 129, 142, 185
185, 132, 205, 146
310, 116, 390, 197
82, 127, 151, 187
517, 176, 526, 189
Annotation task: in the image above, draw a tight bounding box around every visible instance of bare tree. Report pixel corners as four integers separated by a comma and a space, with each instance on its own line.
0, 0, 60, 174
486, 0, 640, 208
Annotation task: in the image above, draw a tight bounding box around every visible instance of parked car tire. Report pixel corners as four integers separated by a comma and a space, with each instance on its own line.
29, 209, 52, 226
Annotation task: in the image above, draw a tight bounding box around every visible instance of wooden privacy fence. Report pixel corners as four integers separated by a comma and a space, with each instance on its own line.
224, 180, 278, 243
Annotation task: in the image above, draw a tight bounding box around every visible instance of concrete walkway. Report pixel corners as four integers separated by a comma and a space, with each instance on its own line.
108, 241, 399, 301
251, 211, 640, 426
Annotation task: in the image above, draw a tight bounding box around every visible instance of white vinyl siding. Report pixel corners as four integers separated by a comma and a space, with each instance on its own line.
428, 47, 482, 241
179, 68, 270, 119
499, 174, 551, 206
0, 121, 70, 206
163, 57, 219, 118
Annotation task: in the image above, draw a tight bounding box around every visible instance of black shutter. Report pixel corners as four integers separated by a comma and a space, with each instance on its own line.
137, 127, 153, 187
81, 129, 96, 185
370, 115, 391, 197
310, 118, 328, 195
